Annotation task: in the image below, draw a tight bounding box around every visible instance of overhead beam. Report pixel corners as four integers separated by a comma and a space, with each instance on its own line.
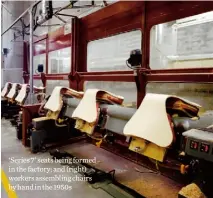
57, 13, 77, 18
53, 14, 67, 23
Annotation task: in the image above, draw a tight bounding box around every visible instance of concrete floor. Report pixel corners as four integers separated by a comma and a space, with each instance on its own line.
1, 118, 113, 198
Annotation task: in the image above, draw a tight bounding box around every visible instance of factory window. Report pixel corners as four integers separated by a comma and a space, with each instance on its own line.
33, 79, 43, 87
33, 54, 46, 74
84, 81, 137, 108
150, 11, 213, 69
87, 30, 142, 72
46, 80, 69, 95
48, 47, 71, 74
146, 83, 213, 112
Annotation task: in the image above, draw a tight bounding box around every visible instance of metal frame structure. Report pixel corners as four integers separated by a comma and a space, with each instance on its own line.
3, 1, 213, 104
32, 1, 213, 106
2, 0, 105, 102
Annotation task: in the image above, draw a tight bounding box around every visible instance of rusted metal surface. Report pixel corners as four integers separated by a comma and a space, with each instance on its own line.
62, 142, 183, 198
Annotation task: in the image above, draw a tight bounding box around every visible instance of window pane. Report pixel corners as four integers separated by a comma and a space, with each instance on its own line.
84, 81, 137, 108
150, 11, 213, 69
46, 80, 69, 95
33, 79, 43, 87
146, 83, 213, 112
33, 54, 46, 74
48, 47, 71, 74
87, 30, 142, 72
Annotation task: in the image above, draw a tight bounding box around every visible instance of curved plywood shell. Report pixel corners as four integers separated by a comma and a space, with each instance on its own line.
124, 93, 201, 147
72, 89, 124, 123
15, 84, 29, 104
1, 82, 12, 97
6, 83, 20, 99
44, 86, 84, 112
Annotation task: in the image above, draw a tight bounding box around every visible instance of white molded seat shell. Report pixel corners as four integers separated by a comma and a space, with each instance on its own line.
123, 93, 201, 148
6, 83, 20, 99
15, 84, 29, 104
1, 82, 11, 97
44, 86, 83, 112
72, 89, 124, 123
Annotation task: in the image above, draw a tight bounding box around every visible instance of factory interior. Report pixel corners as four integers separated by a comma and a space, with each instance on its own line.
1, 1, 213, 198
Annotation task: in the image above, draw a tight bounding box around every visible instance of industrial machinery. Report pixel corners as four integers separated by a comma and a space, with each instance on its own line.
2, 1, 213, 197
1, 83, 22, 118
9, 84, 45, 124
1, 82, 12, 99
1, 82, 46, 142
36, 0, 53, 25
59, 86, 213, 197
1, 82, 12, 113
28, 86, 85, 153
15, 94, 49, 141
28, 86, 125, 153
23, 48, 213, 196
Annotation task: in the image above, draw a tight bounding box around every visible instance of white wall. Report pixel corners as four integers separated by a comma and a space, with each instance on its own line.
2, 1, 32, 68
1, 1, 33, 86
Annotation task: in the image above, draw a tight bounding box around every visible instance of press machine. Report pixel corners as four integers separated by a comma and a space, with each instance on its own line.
67, 91, 213, 197
6, 84, 46, 139
1, 83, 22, 118
28, 86, 84, 153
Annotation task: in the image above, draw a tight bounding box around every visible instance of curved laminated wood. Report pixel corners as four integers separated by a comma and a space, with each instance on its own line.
44, 86, 84, 112
33, 86, 46, 93
14, 84, 46, 105
6, 83, 21, 100
15, 84, 30, 105
123, 93, 201, 148
72, 89, 124, 123
1, 82, 12, 97
33, 86, 46, 103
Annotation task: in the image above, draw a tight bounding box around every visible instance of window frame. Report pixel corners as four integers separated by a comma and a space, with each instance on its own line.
149, 15, 213, 70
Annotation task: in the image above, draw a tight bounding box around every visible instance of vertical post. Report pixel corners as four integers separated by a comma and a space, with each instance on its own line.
1, 4, 4, 69
29, 8, 34, 103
